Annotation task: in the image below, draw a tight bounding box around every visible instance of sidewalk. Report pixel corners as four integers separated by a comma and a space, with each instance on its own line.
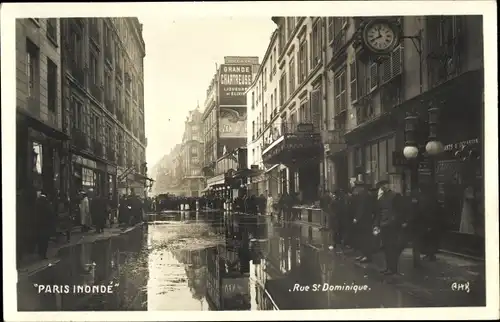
262, 213, 486, 307
17, 223, 143, 279
316, 228, 486, 307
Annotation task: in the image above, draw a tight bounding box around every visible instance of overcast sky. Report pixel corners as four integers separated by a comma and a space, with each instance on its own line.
140, 16, 276, 168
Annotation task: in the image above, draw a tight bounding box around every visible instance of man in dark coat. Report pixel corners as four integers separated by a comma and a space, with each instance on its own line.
129, 193, 144, 225
118, 195, 131, 226
351, 181, 376, 263
280, 192, 293, 222
34, 190, 56, 259
373, 180, 407, 275
415, 185, 443, 262
91, 194, 108, 233
258, 193, 267, 215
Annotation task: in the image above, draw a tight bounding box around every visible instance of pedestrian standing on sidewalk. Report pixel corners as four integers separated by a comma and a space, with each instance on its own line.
321, 189, 336, 248
57, 191, 72, 243
266, 192, 274, 217
373, 180, 407, 275
276, 193, 283, 221
341, 189, 355, 250
333, 189, 348, 249
91, 194, 108, 233
258, 193, 267, 216
118, 195, 130, 226
281, 192, 292, 222
34, 190, 56, 259
351, 181, 376, 263
419, 185, 443, 262
79, 191, 91, 233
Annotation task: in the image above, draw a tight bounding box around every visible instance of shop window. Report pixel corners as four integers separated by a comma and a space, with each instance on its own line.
32, 142, 43, 174
82, 167, 95, 189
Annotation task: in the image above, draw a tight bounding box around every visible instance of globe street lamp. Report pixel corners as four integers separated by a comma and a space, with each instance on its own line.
425, 104, 444, 156
403, 113, 419, 159
404, 102, 444, 194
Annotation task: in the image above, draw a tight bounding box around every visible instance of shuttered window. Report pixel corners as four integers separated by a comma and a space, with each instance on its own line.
369, 62, 378, 90
380, 45, 404, 84
311, 88, 322, 131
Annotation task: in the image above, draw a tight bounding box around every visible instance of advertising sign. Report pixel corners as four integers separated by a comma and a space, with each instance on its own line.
219, 64, 253, 106
224, 56, 259, 65
219, 107, 247, 138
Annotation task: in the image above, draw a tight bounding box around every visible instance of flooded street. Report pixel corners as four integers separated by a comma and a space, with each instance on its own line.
17, 211, 483, 311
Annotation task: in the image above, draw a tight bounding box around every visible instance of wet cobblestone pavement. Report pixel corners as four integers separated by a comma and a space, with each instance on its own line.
17, 211, 485, 311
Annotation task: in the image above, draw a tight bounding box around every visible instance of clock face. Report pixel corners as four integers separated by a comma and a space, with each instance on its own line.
364, 22, 397, 53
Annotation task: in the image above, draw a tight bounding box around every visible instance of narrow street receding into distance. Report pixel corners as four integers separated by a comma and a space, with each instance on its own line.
17, 211, 484, 311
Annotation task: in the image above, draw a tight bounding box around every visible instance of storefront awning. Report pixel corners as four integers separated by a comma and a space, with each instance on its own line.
264, 164, 280, 174
232, 168, 262, 179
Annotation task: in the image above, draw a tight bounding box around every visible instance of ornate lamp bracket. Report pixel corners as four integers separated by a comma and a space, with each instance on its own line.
400, 29, 423, 56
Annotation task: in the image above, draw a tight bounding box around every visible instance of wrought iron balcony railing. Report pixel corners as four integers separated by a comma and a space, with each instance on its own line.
262, 122, 320, 151
71, 128, 88, 150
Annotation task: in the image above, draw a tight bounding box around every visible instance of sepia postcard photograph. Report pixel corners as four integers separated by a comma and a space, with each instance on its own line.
1, 1, 498, 321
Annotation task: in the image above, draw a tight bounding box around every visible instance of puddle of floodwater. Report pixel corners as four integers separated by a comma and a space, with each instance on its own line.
17, 212, 484, 311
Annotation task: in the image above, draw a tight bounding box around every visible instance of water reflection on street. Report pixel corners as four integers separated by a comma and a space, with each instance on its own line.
18, 211, 454, 311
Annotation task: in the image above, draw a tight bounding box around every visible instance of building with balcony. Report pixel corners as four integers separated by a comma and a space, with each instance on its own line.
262, 17, 325, 203
16, 18, 68, 262
325, 16, 483, 257
201, 56, 260, 189
179, 107, 204, 197
246, 29, 281, 197
60, 17, 147, 201
150, 144, 183, 195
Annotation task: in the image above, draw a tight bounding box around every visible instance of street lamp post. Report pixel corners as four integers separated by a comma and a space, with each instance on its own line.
403, 102, 445, 193
403, 113, 420, 192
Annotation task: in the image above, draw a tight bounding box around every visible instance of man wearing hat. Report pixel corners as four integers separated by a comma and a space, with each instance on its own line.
351, 180, 376, 263
373, 179, 407, 275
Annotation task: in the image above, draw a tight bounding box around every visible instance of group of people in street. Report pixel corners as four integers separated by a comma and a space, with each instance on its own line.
233, 192, 271, 215
17, 186, 77, 263
319, 179, 444, 275
16, 185, 146, 265
152, 194, 225, 212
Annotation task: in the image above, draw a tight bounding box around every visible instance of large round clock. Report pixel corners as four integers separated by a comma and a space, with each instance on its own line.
362, 19, 400, 54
